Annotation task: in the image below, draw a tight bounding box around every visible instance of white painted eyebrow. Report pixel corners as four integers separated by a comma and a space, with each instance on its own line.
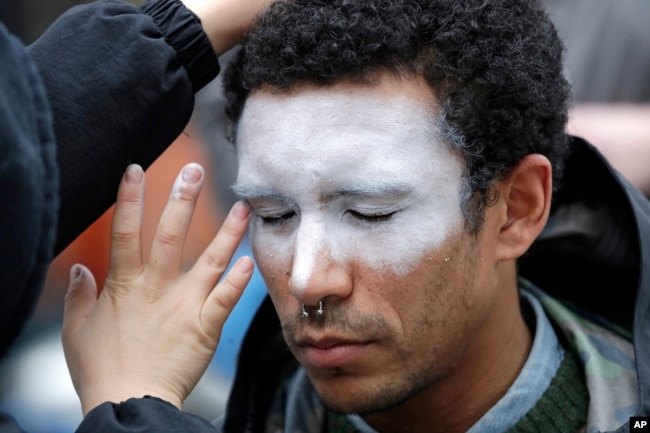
232, 182, 413, 204
231, 184, 292, 203
323, 183, 413, 201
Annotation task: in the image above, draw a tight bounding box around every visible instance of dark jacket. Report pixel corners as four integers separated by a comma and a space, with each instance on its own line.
222, 136, 650, 433
0, 0, 220, 431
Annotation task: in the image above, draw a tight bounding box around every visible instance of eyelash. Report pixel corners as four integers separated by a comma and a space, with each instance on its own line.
346, 210, 397, 225
260, 211, 296, 226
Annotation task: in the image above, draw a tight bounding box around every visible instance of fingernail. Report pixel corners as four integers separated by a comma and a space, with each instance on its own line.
70, 264, 83, 282
236, 257, 254, 273
125, 164, 143, 184
182, 163, 203, 185
233, 201, 251, 221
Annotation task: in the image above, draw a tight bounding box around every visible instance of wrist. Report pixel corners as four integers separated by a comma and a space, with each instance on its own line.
180, 0, 238, 55
180, 0, 272, 56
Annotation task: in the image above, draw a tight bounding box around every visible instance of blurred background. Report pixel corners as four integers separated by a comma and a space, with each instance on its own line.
0, 0, 649, 432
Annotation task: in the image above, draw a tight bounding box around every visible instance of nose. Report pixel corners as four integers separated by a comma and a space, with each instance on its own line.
288, 217, 352, 306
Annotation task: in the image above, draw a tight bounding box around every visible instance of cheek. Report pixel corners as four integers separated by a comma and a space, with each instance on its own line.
350, 218, 463, 277
251, 237, 293, 302
250, 223, 293, 267
391, 239, 479, 327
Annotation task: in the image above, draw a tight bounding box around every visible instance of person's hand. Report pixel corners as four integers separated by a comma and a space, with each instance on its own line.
181, 0, 278, 55
62, 163, 253, 415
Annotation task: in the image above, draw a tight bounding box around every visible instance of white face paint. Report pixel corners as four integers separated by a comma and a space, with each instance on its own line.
234, 80, 465, 297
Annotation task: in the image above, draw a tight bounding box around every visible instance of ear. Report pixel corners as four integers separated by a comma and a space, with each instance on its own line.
495, 154, 552, 261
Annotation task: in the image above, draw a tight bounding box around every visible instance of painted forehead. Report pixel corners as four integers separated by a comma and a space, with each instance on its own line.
235, 78, 459, 178
238, 78, 440, 143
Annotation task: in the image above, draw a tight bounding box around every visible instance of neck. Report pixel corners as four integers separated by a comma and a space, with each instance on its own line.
362, 272, 532, 433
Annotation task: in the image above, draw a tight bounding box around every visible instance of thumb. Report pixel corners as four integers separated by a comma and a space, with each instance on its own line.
63, 264, 98, 338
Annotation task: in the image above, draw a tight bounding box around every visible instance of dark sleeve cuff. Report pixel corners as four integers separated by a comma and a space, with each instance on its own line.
141, 0, 220, 92
77, 396, 220, 433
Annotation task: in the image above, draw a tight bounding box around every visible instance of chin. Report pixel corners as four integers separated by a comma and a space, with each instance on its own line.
312, 374, 426, 416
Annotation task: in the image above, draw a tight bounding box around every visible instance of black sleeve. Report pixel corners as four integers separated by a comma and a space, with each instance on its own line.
0, 22, 58, 358
27, 0, 220, 255
76, 397, 220, 433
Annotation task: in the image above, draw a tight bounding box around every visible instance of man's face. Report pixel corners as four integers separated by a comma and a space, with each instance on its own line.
235, 75, 501, 414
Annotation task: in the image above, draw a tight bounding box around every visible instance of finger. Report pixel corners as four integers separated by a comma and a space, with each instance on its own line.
62, 264, 98, 345
191, 201, 252, 292
200, 256, 254, 339
108, 164, 145, 279
148, 163, 204, 276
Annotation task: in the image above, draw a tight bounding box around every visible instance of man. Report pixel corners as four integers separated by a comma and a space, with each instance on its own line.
66, 0, 649, 432
217, 0, 649, 432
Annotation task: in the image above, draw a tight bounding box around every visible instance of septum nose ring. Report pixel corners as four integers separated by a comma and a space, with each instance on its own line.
302, 300, 324, 318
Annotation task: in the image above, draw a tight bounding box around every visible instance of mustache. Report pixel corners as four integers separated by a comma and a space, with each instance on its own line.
282, 305, 391, 345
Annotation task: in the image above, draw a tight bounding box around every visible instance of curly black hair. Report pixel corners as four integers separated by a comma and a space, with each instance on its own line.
223, 0, 572, 231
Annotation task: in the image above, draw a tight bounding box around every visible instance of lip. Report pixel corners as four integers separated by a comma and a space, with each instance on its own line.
297, 337, 373, 369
